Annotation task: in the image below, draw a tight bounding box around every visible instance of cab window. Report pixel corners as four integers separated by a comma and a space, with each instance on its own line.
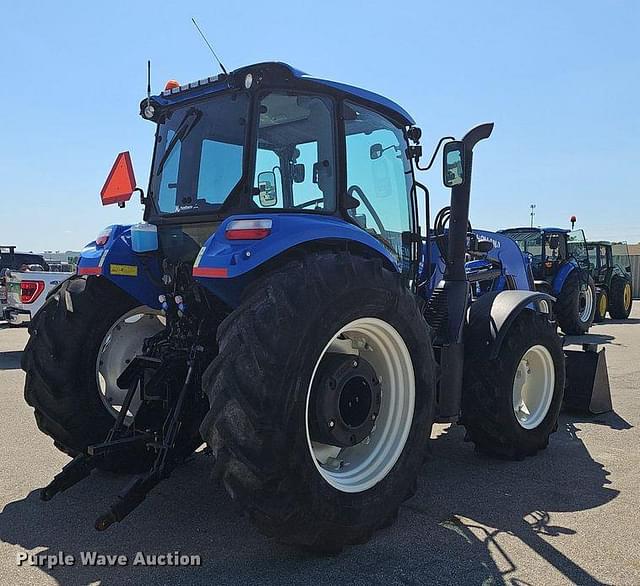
343, 101, 412, 262
253, 93, 336, 211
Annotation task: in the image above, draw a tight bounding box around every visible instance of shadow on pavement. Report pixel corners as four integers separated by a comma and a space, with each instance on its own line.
563, 333, 617, 347
592, 317, 640, 326
0, 350, 22, 371
0, 411, 629, 585
407, 414, 626, 585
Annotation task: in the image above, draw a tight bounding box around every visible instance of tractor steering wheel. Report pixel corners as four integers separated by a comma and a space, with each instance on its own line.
347, 185, 387, 237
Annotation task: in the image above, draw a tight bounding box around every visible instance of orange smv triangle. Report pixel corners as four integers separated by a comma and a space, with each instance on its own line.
100, 151, 136, 206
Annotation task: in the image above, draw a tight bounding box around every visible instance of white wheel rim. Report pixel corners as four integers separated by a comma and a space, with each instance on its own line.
96, 307, 165, 421
305, 317, 415, 493
579, 285, 593, 322
512, 344, 555, 430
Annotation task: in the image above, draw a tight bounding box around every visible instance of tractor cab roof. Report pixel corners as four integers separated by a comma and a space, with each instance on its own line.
500, 227, 570, 235
145, 61, 415, 126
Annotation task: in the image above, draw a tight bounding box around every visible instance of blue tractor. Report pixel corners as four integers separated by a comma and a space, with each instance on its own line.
24, 62, 570, 551
498, 227, 596, 335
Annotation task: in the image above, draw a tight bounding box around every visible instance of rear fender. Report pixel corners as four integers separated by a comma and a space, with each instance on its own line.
77, 225, 163, 309
192, 214, 400, 308
467, 290, 556, 360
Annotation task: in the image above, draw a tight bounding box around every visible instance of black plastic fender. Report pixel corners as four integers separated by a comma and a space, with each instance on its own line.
467, 290, 555, 360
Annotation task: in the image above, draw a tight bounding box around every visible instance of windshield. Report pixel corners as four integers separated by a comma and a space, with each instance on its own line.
151, 92, 250, 214
505, 231, 544, 259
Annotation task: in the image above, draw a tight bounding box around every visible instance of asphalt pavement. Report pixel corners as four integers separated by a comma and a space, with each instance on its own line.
0, 309, 638, 585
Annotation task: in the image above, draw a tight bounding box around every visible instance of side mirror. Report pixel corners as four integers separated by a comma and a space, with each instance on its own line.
443, 141, 465, 187
257, 171, 278, 207
478, 240, 494, 253
292, 163, 305, 184
100, 151, 137, 207
370, 143, 383, 160
548, 234, 560, 250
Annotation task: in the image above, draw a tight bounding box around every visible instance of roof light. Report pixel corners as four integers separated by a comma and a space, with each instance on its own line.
165, 80, 180, 91
143, 104, 155, 119
225, 219, 272, 240
20, 280, 45, 304
244, 73, 253, 89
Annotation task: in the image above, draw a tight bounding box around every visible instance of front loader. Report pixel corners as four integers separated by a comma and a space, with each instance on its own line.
23, 62, 593, 551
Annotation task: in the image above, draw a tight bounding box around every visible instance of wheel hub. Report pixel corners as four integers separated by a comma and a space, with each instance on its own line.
96, 308, 165, 421
512, 344, 555, 429
310, 353, 381, 448
579, 284, 593, 322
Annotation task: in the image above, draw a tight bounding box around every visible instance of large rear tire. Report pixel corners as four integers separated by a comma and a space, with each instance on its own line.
22, 276, 201, 472
200, 252, 435, 551
608, 277, 632, 319
462, 311, 565, 459
556, 271, 596, 335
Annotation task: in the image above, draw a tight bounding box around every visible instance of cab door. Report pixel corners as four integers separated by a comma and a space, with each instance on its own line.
342, 101, 417, 280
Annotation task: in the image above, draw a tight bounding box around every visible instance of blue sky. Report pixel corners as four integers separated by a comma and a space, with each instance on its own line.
1, 1, 638, 252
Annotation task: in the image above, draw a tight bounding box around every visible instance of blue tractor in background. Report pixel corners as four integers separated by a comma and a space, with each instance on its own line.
23, 62, 572, 551
499, 227, 596, 335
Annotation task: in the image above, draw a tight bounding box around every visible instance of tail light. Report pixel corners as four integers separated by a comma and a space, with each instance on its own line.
96, 227, 112, 246
225, 219, 272, 240
20, 280, 45, 304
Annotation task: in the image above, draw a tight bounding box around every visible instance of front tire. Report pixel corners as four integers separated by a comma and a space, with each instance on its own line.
462, 311, 565, 459
556, 271, 596, 335
200, 252, 435, 550
594, 289, 608, 323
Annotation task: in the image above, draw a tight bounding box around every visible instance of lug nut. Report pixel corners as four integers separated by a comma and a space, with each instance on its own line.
352, 360, 358, 368
328, 419, 335, 428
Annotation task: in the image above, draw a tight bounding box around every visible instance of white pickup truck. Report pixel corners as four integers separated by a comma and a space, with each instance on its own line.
2, 269, 73, 326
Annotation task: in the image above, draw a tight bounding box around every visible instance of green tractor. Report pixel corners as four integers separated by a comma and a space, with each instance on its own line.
587, 241, 633, 321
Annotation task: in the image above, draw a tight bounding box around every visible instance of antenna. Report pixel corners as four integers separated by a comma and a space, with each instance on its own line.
530, 203, 536, 228
191, 17, 228, 76
146, 60, 151, 108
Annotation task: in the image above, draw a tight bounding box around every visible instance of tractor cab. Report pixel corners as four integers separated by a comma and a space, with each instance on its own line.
587, 241, 632, 278
499, 227, 589, 284
100, 62, 421, 280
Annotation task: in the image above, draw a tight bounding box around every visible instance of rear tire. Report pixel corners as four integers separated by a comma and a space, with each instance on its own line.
22, 276, 201, 472
462, 311, 565, 459
608, 277, 632, 319
200, 251, 435, 551
556, 271, 596, 335
594, 289, 608, 322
